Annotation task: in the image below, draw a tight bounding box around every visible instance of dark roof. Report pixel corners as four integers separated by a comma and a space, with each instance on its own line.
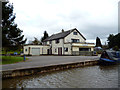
43, 28, 86, 41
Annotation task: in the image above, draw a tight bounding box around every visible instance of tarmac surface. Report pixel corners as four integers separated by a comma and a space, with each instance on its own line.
1, 56, 100, 71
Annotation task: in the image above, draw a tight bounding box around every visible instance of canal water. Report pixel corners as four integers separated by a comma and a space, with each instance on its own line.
2, 64, 119, 88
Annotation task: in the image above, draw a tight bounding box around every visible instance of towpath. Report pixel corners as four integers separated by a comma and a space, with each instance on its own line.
1, 56, 100, 71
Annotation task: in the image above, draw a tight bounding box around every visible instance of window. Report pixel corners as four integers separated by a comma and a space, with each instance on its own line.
73, 32, 77, 35
79, 48, 89, 51
55, 49, 57, 52
64, 47, 68, 52
44, 42, 47, 45
25, 49, 27, 52
71, 39, 79, 43
55, 39, 59, 44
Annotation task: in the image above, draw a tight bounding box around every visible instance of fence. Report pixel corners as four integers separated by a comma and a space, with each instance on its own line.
72, 51, 93, 56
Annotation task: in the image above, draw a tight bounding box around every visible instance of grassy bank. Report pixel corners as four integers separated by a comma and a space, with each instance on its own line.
0, 56, 27, 65
1, 51, 21, 55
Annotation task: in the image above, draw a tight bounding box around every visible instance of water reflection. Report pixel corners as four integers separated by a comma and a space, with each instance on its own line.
2, 64, 119, 88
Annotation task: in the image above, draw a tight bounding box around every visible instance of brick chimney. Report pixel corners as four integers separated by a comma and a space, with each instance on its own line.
62, 29, 64, 32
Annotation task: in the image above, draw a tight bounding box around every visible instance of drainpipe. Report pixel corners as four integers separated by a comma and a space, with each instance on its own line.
42, 47, 43, 55
29, 47, 30, 55
50, 40, 52, 55
63, 38, 64, 55
71, 42, 72, 55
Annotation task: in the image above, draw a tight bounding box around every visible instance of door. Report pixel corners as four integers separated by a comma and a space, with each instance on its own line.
47, 49, 49, 55
58, 47, 62, 55
50, 49, 52, 55
47, 49, 52, 55
31, 48, 40, 55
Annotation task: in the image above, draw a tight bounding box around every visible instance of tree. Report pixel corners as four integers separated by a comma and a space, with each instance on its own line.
2, 1, 27, 51
113, 46, 119, 51
95, 37, 102, 48
41, 31, 49, 42
32, 37, 41, 45
107, 34, 114, 48
108, 33, 120, 49
114, 33, 120, 48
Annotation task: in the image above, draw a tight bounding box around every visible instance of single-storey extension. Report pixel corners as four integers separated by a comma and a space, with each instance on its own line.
24, 45, 50, 55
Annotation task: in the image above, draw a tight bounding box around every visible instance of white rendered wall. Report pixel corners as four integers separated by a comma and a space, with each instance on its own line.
64, 30, 86, 43
23, 45, 50, 55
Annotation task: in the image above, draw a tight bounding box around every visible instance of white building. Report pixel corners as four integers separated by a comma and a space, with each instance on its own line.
24, 28, 95, 55
24, 45, 50, 55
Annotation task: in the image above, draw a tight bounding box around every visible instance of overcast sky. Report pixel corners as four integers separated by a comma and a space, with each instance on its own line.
9, 0, 119, 44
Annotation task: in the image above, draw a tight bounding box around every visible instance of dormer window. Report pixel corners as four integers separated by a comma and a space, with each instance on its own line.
55, 39, 59, 44
49, 41, 52, 44
73, 32, 77, 35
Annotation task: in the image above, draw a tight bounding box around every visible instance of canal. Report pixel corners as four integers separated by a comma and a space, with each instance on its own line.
2, 64, 119, 88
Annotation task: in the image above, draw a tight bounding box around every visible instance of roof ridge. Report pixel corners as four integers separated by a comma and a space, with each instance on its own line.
51, 28, 76, 36
43, 28, 85, 42
53, 29, 70, 35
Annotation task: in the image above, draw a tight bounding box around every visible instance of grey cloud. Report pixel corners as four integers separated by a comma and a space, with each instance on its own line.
12, 0, 118, 45
57, 10, 89, 23
81, 25, 118, 40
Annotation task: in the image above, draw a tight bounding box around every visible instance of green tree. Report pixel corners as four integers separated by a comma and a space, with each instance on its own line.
114, 33, 120, 48
113, 46, 119, 51
95, 37, 102, 47
2, 1, 27, 51
32, 37, 41, 45
41, 31, 49, 42
107, 34, 114, 48
108, 33, 120, 49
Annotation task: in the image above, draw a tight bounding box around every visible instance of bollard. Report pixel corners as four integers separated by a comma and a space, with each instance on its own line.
24, 55, 26, 61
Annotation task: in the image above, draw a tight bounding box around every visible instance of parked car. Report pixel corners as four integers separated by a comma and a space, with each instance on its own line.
14, 52, 18, 55
94, 47, 102, 50
92, 51, 98, 56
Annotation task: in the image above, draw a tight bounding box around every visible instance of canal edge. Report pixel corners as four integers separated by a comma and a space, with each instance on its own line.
2, 60, 99, 79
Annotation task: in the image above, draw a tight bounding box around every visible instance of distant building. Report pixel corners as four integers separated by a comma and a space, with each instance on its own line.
24, 28, 95, 55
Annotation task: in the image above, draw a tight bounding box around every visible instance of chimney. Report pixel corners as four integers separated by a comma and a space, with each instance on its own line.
62, 29, 64, 32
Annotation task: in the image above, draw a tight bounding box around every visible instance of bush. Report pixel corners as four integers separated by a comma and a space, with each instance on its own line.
113, 46, 119, 51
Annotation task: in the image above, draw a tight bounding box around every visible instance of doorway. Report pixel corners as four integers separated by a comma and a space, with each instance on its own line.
58, 47, 62, 55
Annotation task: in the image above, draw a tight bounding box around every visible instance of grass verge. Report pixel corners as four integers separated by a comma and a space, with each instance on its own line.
0, 51, 22, 55
0, 56, 28, 65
